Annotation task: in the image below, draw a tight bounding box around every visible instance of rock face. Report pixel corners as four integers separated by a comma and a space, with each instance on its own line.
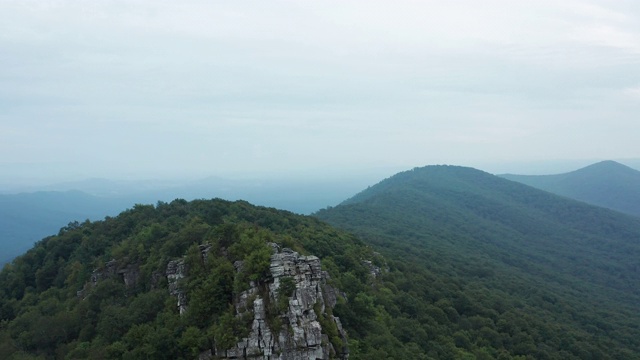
214, 244, 348, 360
89, 259, 141, 288
165, 243, 349, 359
166, 259, 188, 315
165, 244, 211, 315
362, 260, 382, 279
77, 259, 141, 298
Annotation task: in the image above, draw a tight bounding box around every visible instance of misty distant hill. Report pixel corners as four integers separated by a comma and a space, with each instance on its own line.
316, 165, 640, 358
6, 176, 367, 215
5, 166, 640, 358
0, 191, 129, 265
0, 199, 374, 358
0, 177, 365, 264
500, 160, 640, 216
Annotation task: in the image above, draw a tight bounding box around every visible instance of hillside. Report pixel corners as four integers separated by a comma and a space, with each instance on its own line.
5, 169, 640, 359
316, 165, 640, 359
1, 198, 436, 359
0, 178, 361, 266
0, 191, 130, 265
0, 178, 367, 265
500, 160, 640, 216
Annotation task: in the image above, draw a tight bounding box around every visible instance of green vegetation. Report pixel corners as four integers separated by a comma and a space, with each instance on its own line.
501, 160, 640, 217
317, 165, 640, 359
0, 191, 128, 265
276, 276, 296, 312
0, 199, 375, 359
0, 178, 368, 265
4, 164, 640, 359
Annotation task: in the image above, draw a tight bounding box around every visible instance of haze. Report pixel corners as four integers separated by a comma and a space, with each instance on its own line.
2, 0, 640, 187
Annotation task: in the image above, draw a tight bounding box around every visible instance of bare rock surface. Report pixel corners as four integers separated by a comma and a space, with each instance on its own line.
217, 244, 348, 360
166, 243, 349, 359
166, 258, 188, 315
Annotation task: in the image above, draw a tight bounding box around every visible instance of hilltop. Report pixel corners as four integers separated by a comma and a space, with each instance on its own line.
0, 198, 436, 359
500, 160, 640, 216
0, 191, 129, 265
0, 176, 369, 265
317, 165, 640, 359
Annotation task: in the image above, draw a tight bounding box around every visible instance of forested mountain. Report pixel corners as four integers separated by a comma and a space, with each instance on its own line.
1, 199, 423, 359
316, 165, 640, 359
500, 160, 640, 217
4, 166, 640, 359
0, 178, 365, 265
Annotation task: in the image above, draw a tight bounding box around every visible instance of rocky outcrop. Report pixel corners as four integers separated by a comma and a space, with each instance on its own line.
164, 243, 349, 359
77, 259, 141, 298
166, 258, 188, 315
164, 244, 211, 315
214, 244, 348, 360
362, 260, 382, 279
88, 259, 141, 287
119, 264, 140, 288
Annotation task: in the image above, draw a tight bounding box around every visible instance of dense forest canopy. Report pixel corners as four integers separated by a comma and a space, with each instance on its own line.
0, 191, 129, 265
316, 165, 640, 359
0, 178, 367, 266
0, 199, 382, 359
3, 164, 640, 359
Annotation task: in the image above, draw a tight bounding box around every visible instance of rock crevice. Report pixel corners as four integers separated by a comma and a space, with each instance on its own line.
215, 244, 348, 360
165, 243, 348, 360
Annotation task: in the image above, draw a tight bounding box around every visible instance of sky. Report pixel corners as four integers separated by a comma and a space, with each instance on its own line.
2, 0, 640, 186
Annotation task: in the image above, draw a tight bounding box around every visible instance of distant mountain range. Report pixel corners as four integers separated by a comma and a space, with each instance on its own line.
500, 160, 640, 217
317, 165, 640, 357
4, 164, 640, 358
0, 191, 128, 265
0, 177, 367, 264
4, 160, 640, 265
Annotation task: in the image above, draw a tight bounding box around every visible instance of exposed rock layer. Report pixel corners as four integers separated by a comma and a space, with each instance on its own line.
166, 258, 188, 315
77, 259, 140, 298
88, 243, 349, 359
208, 244, 348, 360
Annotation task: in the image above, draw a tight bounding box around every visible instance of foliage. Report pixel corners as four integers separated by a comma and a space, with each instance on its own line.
0, 199, 372, 358
4, 163, 640, 360
317, 165, 640, 359
276, 276, 296, 312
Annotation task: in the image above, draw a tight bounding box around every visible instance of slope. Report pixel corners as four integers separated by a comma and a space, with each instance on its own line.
316, 165, 640, 359
0, 177, 368, 265
1, 198, 441, 359
0, 191, 131, 265
500, 160, 640, 216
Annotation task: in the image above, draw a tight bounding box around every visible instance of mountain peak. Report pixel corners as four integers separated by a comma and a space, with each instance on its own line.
339, 164, 492, 206
576, 160, 638, 175
500, 161, 640, 216
317, 164, 640, 357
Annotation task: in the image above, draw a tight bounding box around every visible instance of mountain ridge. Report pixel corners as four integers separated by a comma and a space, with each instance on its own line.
0, 199, 373, 358
0, 190, 129, 265
499, 160, 640, 216
316, 164, 640, 358
0, 176, 370, 265
4, 164, 640, 358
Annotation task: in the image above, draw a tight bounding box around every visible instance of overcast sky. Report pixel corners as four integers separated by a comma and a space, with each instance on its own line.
2, 0, 640, 185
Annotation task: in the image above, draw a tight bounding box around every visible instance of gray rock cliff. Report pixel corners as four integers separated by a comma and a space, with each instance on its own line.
215, 244, 348, 359
183, 244, 348, 360
77, 259, 141, 298
166, 258, 188, 315
165, 243, 349, 360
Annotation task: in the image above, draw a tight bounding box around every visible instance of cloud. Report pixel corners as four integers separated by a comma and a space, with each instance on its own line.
1, 0, 640, 180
